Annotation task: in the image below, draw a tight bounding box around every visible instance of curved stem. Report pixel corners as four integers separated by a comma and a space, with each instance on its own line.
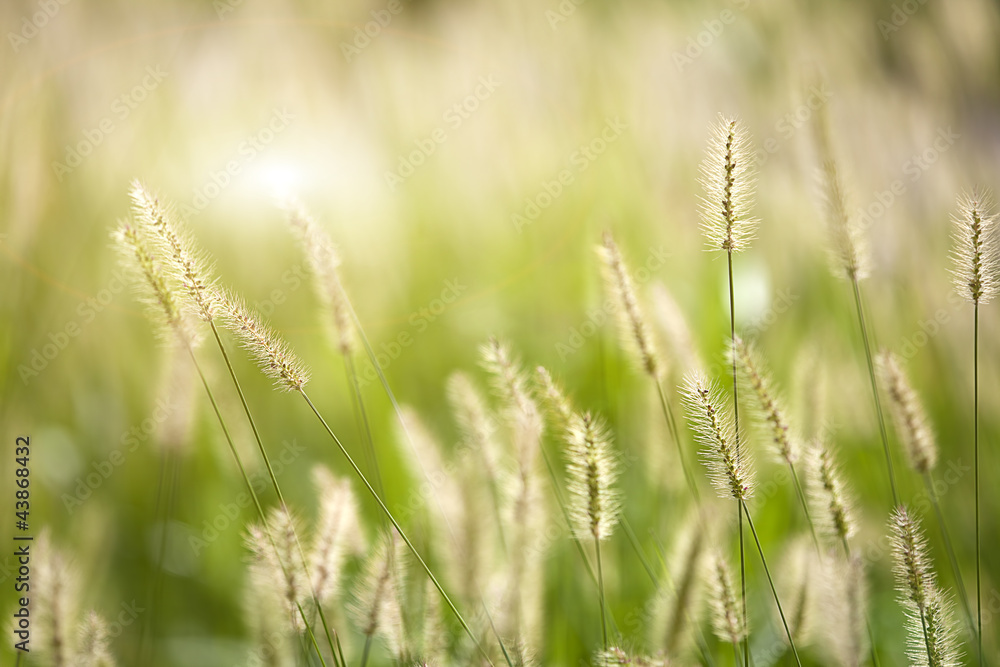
850, 278, 898, 506
655, 380, 699, 501
300, 389, 495, 666
743, 502, 802, 667
727, 252, 748, 667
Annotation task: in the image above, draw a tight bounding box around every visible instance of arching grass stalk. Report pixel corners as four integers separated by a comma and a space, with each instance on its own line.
950, 189, 996, 666
699, 114, 758, 667
111, 206, 338, 666
731, 336, 819, 551
206, 318, 343, 664
727, 256, 748, 667
742, 504, 803, 667
298, 389, 495, 666
877, 348, 978, 640
343, 306, 514, 667
811, 107, 898, 507
187, 345, 334, 667
850, 280, 898, 505
597, 231, 698, 501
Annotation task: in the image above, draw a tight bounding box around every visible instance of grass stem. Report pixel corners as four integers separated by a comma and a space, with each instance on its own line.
727, 252, 749, 667
299, 389, 495, 666
742, 503, 802, 667
850, 278, 898, 506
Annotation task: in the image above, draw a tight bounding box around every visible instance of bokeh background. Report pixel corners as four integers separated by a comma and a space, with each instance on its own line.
2, 0, 1000, 664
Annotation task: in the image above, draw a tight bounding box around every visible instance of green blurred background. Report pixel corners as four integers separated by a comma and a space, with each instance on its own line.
2, 0, 1000, 664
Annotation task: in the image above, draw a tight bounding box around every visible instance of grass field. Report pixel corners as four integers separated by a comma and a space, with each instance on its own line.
2, 0, 1000, 665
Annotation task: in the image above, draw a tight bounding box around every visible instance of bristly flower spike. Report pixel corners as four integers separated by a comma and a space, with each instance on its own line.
682, 371, 754, 502
597, 231, 663, 379
889, 507, 961, 667
564, 411, 621, 541
877, 350, 937, 474
218, 290, 310, 392
699, 114, 758, 253
129, 180, 217, 322
952, 189, 999, 306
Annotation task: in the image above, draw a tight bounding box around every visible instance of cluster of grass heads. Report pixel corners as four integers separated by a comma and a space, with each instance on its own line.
22, 100, 999, 667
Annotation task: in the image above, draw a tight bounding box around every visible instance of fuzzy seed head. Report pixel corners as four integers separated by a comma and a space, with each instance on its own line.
806, 440, 856, 544
219, 290, 310, 391
654, 517, 705, 656
889, 507, 961, 667
77, 612, 115, 667
820, 553, 868, 667
246, 507, 308, 634
951, 188, 999, 305
309, 465, 363, 606
597, 231, 663, 379
34, 531, 78, 667
732, 336, 797, 465
650, 282, 702, 374
535, 366, 575, 434
113, 219, 197, 346
877, 350, 937, 474
812, 108, 869, 281
564, 411, 620, 541
446, 371, 503, 485
699, 114, 758, 253
682, 371, 754, 501
595, 647, 668, 666
129, 180, 218, 322
481, 337, 544, 471
708, 551, 746, 645
285, 200, 356, 356
350, 531, 406, 656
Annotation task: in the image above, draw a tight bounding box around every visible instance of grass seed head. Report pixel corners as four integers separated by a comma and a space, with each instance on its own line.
699, 114, 758, 254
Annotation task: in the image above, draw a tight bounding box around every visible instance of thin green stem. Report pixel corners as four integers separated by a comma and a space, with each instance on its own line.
975, 302, 983, 667
299, 389, 495, 666
788, 464, 820, 552
728, 252, 748, 667
208, 321, 341, 662
743, 502, 803, 667
359, 635, 373, 667
344, 304, 514, 666
839, 538, 881, 667
924, 471, 977, 643
596, 535, 609, 656
850, 278, 898, 506
655, 380, 699, 501
186, 345, 330, 667
343, 352, 387, 505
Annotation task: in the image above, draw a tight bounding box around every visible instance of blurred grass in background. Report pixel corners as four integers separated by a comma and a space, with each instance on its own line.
2, 0, 1000, 664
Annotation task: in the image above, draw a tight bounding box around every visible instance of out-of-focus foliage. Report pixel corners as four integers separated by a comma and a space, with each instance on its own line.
2, 0, 1000, 664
